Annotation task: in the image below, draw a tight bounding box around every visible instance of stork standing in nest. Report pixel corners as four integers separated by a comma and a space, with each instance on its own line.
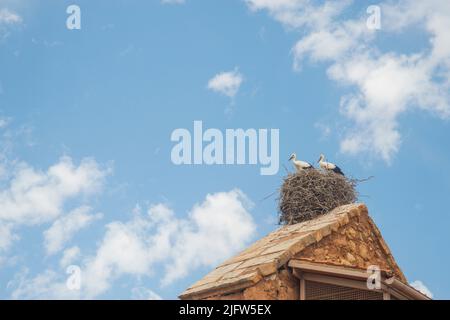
289, 153, 314, 173
318, 154, 344, 176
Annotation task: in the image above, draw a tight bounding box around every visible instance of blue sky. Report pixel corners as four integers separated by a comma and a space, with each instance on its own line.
0, 0, 449, 299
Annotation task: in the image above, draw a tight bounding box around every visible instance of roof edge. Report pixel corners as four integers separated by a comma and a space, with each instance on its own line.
179, 270, 264, 300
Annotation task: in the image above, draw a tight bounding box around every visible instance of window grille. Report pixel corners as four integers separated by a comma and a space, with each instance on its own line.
305, 280, 384, 300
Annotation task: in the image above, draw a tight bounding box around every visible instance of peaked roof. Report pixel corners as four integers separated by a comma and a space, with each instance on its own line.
180, 203, 407, 299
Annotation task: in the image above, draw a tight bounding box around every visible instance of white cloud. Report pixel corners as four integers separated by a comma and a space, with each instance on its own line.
0, 223, 17, 252
9, 269, 80, 300
245, 0, 450, 162
207, 69, 244, 98
44, 207, 103, 255
81, 216, 155, 297
0, 8, 22, 40
0, 9, 22, 25
314, 121, 332, 139
0, 117, 111, 297
0, 153, 109, 260
292, 20, 371, 70
7, 190, 255, 299
161, 189, 255, 285
245, 0, 350, 30
81, 189, 256, 298
59, 246, 81, 268
0, 156, 109, 225
131, 287, 162, 300
0, 117, 10, 128
161, 0, 185, 4
410, 280, 433, 298
328, 52, 450, 162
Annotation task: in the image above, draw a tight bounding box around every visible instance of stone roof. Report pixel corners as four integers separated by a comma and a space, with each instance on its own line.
179, 203, 405, 299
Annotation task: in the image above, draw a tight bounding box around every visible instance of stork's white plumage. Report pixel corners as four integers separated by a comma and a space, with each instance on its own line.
289, 153, 313, 172
318, 154, 344, 176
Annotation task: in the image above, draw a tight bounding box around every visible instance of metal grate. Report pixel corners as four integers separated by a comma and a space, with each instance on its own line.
305, 280, 384, 300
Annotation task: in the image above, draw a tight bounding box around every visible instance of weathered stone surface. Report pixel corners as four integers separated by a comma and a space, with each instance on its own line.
179, 203, 407, 300
180, 270, 262, 300
346, 252, 356, 263
360, 243, 369, 260
260, 237, 304, 255
241, 270, 298, 300
295, 212, 407, 283
237, 252, 283, 269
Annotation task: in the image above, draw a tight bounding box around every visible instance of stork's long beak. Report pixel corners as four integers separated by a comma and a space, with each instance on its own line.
317, 157, 321, 163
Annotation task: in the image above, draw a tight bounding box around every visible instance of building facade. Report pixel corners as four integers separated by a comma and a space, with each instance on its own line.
180, 204, 429, 300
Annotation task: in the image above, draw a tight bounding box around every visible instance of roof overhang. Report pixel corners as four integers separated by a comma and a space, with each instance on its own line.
288, 260, 431, 300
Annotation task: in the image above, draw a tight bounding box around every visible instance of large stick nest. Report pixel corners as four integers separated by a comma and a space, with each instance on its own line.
278, 169, 357, 225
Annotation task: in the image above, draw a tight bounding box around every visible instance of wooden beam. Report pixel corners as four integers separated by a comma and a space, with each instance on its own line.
291, 268, 302, 280
302, 272, 383, 293
289, 259, 431, 300
300, 278, 306, 301
384, 277, 431, 300
289, 259, 387, 281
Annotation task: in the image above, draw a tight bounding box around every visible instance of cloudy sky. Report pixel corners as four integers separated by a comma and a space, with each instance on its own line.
0, 0, 449, 299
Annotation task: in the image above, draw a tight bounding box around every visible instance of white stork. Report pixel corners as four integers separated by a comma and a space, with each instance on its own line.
318, 154, 344, 176
289, 153, 314, 172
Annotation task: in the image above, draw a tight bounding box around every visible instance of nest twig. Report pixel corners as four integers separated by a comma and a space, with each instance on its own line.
278, 169, 358, 225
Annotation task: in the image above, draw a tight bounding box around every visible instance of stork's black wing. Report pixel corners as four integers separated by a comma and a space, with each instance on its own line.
333, 165, 344, 176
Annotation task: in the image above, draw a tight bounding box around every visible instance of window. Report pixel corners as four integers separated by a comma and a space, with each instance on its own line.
304, 280, 384, 300
290, 260, 423, 300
